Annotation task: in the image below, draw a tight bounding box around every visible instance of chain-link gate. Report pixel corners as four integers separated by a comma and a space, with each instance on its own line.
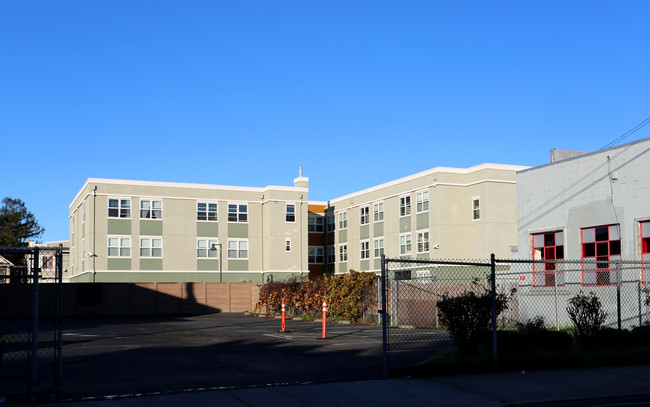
380, 256, 496, 376
380, 255, 650, 376
0, 246, 63, 402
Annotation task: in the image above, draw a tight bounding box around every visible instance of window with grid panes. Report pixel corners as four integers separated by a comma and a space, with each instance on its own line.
581, 225, 621, 286
374, 238, 384, 258
373, 202, 384, 222
360, 206, 369, 225
108, 198, 131, 218
228, 204, 248, 222
339, 212, 347, 229
400, 234, 412, 255
360, 241, 370, 259
417, 231, 429, 253
400, 196, 411, 217
531, 231, 565, 287
339, 244, 347, 262
416, 190, 429, 213
197, 202, 218, 221
308, 246, 324, 264
141, 200, 163, 219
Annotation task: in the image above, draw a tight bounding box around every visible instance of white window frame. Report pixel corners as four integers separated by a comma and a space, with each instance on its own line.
286, 203, 296, 223
374, 238, 384, 258
108, 235, 131, 258
472, 196, 480, 221
399, 195, 411, 217
308, 246, 325, 264
338, 211, 348, 230
285, 238, 292, 252
82, 202, 86, 224
417, 230, 430, 254
339, 244, 348, 262
416, 190, 429, 213
360, 206, 370, 225
228, 239, 249, 259
141, 199, 163, 220
140, 237, 163, 258
360, 240, 370, 260
373, 202, 384, 222
108, 197, 131, 219
400, 233, 412, 255
197, 238, 219, 258
228, 203, 248, 223
308, 214, 325, 233
196, 202, 218, 222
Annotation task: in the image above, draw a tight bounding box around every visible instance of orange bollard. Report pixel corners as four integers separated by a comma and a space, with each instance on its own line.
281, 298, 286, 332
322, 299, 327, 339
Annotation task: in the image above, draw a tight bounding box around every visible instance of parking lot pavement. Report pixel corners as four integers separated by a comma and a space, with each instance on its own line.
59, 313, 385, 400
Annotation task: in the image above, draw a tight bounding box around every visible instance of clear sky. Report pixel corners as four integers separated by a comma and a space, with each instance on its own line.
2, 1, 650, 243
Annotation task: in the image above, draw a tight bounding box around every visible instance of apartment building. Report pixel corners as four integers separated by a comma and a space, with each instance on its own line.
325, 164, 528, 277
68, 176, 309, 283
68, 163, 528, 283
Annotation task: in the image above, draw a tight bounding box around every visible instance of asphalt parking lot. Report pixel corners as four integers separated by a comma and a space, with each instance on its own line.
60, 313, 384, 400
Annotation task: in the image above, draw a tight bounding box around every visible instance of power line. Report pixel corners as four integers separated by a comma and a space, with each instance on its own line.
600, 115, 650, 150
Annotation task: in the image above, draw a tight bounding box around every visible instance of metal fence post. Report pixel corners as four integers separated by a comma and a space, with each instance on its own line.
380, 255, 389, 379
490, 253, 498, 363
30, 248, 40, 400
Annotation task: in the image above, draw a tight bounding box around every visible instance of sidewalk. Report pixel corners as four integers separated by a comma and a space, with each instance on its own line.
40, 364, 650, 407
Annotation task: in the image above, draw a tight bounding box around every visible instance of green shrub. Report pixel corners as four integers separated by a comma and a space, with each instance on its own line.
437, 289, 508, 354
567, 291, 607, 347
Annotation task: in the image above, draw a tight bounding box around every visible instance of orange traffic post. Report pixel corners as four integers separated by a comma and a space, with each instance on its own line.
322, 299, 327, 339
281, 298, 286, 332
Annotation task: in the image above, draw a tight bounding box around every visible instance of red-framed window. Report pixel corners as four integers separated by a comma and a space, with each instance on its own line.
581, 224, 621, 286
641, 221, 650, 284
531, 231, 564, 287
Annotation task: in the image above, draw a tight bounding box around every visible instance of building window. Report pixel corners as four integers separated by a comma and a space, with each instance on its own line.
108, 236, 131, 257
532, 231, 565, 287
286, 204, 296, 222
327, 246, 336, 264
360, 206, 369, 225
108, 198, 131, 218
339, 212, 348, 230
228, 239, 248, 259
140, 237, 163, 258
228, 204, 248, 223
417, 231, 429, 253
339, 244, 348, 262
197, 202, 218, 221
374, 238, 384, 258
373, 202, 384, 222
326, 215, 335, 232
82, 202, 86, 223
285, 238, 291, 252
641, 221, 650, 284
308, 214, 324, 232
360, 240, 370, 260
416, 190, 429, 213
308, 246, 324, 264
141, 200, 163, 220
581, 225, 621, 286
472, 197, 480, 221
400, 195, 411, 217
400, 234, 412, 255
197, 239, 219, 258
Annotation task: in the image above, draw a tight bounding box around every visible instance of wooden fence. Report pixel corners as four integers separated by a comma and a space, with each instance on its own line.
0, 282, 260, 318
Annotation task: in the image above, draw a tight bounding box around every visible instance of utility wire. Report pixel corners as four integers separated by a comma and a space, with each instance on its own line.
599, 115, 650, 150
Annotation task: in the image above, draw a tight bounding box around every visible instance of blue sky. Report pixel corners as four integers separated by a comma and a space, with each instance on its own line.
2, 1, 650, 243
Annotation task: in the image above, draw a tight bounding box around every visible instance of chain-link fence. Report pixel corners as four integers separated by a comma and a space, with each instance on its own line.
380, 256, 650, 375
0, 246, 63, 402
